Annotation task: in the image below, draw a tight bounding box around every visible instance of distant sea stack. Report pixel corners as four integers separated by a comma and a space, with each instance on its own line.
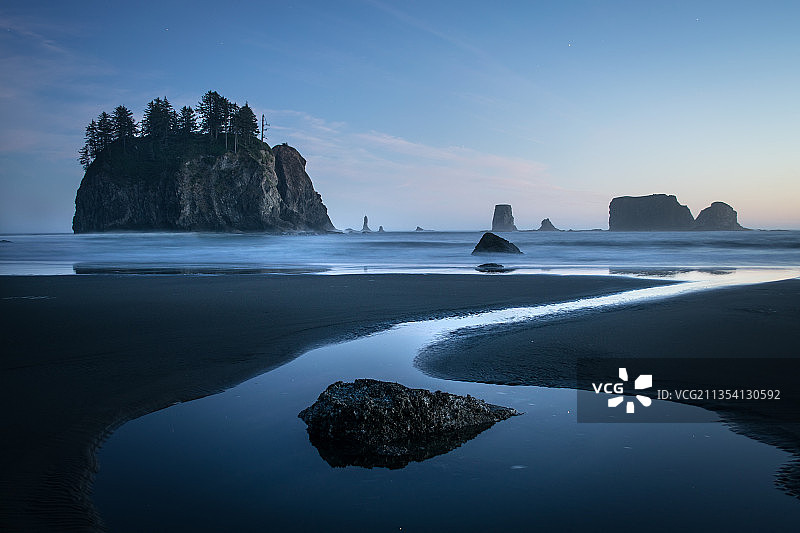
491, 204, 517, 232
608, 194, 694, 231
609, 194, 747, 231
361, 216, 372, 232
694, 202, 745, 231
537, 218, 561, 231
73, 137, 335, 233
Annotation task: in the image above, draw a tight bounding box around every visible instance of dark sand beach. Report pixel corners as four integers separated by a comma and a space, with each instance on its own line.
0, 273, 666, 532
418, 278, 800, 496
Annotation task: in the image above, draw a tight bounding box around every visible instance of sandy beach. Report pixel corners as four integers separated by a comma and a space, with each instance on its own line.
418, 278, 800, 496
0, 273, 666, 532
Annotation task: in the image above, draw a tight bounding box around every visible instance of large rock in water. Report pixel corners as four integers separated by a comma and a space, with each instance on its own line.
537, 218, 561, 231
72, 136, 335, 233
472, 232, 522, 254
694, 202, 745, 231
609, 194, 694, 231
298, 379, 520, 469
491, 204, 517, 231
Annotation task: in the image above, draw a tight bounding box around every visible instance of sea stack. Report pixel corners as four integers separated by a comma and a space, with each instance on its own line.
694, 202, 745, 231
361, 215, 371, 232
491, 204, 517, 232
73, 139, 335, 233
378, 225, 385, 232
608, 194, 694, 231
537, 218, 561, 231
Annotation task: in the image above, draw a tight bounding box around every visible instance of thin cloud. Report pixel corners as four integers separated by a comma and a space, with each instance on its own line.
266, 109, 607, 229
364, 0, 491, 62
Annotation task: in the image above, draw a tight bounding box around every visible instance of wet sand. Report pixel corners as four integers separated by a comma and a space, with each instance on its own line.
0, 273, 665, 532
417, 278, 800, 496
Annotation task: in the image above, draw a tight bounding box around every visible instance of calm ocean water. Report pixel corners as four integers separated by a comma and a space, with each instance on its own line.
1, 230, 799, 275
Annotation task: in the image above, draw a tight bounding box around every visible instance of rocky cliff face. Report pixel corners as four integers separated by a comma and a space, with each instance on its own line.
609, 194, 694, 231
694, 202, 745, 231
73, 137, 335, 233
491, 204, 517, 232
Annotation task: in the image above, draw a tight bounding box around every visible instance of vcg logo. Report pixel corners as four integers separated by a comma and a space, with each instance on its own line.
592, 367, 653, 414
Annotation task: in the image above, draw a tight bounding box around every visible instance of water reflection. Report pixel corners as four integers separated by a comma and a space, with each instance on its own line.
93, 269, 800, 531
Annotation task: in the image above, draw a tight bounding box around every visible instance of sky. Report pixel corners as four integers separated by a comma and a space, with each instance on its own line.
1, 0, 799, 232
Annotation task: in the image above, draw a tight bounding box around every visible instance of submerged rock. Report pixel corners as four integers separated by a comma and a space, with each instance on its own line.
475, 263, 516, 273
298, 379, 520, 469
471, 232, 523, 255
608, 194, 694, 231
694, 202, 745, 231
537, 218, 561, 231
491, 204, 517, 232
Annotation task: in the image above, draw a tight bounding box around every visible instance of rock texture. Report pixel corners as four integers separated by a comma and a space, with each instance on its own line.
298, 379, 519, 469
537, 218, 561, 231
609, 194, 694, 231
694, 202, 745, 231
272, 144, 336, 232
361, 215, 371, 232
73, 137, 335, 233
491, 204, 517, 232
472, 232, 523, 255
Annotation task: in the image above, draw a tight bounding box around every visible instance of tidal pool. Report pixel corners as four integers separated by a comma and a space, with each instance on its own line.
93, 272, 800, 532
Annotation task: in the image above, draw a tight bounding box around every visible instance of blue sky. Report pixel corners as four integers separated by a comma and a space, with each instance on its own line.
1, 0, 799, 232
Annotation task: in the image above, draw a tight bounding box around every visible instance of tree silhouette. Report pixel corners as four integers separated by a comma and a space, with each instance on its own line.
111, 105, 138, 151
78, 119, 99, 170
197, 91, 230, 139
233, 102, 258, 144
96, 112, 114, 151
142, 97, 177, 142
78, 92, 273, 170
177, 106, 197, 134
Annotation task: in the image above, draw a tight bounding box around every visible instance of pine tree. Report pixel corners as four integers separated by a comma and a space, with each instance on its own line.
142, 97, 177, 141
226, 101, 238, 150
177, 106, 196, 134
196, 90, 230, 139
162, 97, 178, 134
78, 92, 266, 168
77, 145, 92, 170
96, 111, 114, 152
232, 102, 258, 148
77, 119, 100, 170
111, 105, 138, 151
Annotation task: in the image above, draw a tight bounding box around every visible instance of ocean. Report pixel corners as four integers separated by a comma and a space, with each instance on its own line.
1, 230, 799, 276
